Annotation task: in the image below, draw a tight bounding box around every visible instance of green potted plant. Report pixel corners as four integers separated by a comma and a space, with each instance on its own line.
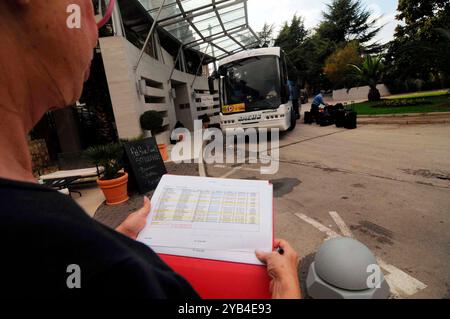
140, 110, 169, 161
84, 142, 129, 206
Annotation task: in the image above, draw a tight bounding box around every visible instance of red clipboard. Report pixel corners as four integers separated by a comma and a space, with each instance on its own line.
158, 183, 274, 299
159, 255, 271, 299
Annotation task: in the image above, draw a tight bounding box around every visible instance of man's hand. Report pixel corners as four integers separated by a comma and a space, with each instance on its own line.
256, 239, 301, 299
116, 197, 151, 240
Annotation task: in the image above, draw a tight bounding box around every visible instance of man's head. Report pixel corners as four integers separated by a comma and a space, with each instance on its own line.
0, 0, 98, 129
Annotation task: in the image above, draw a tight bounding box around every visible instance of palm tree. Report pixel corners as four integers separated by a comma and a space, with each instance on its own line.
349, 55, 384, 101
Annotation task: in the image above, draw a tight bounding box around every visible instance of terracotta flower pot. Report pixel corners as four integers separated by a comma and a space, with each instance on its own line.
97, 172, 129, 206
158, 143, 169, 161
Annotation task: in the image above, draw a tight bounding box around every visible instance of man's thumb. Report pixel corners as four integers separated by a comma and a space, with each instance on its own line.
137, 196, 151, 217
255, 250, 269, 264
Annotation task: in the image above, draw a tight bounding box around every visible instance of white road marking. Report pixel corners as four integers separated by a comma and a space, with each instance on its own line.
219, 167, 241, 179
214, 165, 262, 179
239, 167, 262, 172
295, 213, 340, 239
199, 161, 206, 177
329, 211, 353, 237
294, 211, 427, 298
377, 258, 428, 297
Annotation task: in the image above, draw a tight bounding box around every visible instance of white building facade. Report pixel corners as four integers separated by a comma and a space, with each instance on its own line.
97, 0, 260, 144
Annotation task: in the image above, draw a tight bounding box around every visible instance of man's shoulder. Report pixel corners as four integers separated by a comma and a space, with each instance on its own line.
0, 177, 125, 250
0, 178, 195, 298
0, 177, 95, 227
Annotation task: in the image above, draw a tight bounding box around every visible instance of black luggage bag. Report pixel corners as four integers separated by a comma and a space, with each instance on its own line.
344, 111, 357, 129
319, 112, 334, 127
335, 110, 346, 128
304, 111, 313, 124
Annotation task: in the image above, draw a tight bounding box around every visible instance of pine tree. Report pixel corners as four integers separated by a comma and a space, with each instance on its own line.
258, 23, 275, 47
274, 15, 308, 52
318, 0, 382, 52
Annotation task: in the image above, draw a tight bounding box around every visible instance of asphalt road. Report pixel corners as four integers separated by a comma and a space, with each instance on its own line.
204, 121, 450, 299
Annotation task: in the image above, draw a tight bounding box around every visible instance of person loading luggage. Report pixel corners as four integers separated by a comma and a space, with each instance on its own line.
311, 90, 330, 120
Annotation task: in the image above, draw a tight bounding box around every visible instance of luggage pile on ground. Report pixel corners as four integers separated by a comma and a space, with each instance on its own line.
304, 103, 357, 129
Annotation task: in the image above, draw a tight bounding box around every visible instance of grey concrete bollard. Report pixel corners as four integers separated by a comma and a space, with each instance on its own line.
306, 237, 391, 299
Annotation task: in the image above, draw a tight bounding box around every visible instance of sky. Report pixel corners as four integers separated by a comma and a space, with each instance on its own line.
247, 0, 399, 44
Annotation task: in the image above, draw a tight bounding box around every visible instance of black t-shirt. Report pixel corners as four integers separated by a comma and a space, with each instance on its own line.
0, 178, 199, 298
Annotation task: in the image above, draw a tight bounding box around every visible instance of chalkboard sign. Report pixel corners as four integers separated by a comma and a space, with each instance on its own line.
124, 137, 167, 194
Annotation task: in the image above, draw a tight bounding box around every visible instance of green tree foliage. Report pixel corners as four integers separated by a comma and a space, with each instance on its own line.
318, 0, 382, 52
273, 0, 381, 93
258, 23, 275, 47
396, 0, 450, 40
323, 41, 362, 89
384, 0, 450, 93
274, 15, 308, 51
275, 15, 333, 92
294, 34, 335, 92
349, 55, 384, 101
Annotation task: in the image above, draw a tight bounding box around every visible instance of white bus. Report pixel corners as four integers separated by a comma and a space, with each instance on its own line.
209, 47, 297, 132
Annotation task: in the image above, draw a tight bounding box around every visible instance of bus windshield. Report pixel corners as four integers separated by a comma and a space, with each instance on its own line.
220, 56, 281, 114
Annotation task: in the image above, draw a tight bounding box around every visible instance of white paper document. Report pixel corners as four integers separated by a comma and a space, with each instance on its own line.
137, 175, 273, 265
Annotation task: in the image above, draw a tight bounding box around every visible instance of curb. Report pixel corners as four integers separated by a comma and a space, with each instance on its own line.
358, 120, 450, 125
359, 112, 450, 119
358, 112, 450, 125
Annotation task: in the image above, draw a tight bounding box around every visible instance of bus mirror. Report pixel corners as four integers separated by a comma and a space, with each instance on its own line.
208, 76, 215, 94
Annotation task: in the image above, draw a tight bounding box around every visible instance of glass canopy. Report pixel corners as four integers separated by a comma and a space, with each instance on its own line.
138, 0, 261, 60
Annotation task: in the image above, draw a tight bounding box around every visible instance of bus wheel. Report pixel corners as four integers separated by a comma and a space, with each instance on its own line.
287, 108, 297, 131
